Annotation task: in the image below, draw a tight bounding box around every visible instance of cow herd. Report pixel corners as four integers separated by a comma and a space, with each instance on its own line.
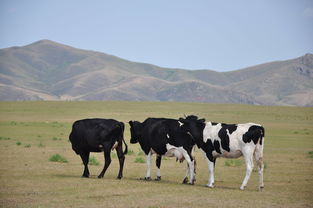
69, 115, 265, 190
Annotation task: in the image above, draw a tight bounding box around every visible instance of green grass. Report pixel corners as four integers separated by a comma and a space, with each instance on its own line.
49, 154, 68, 163
0, 101, 312, 208
52, 137, 62, 141
0, 136, 11, 140
135, 156, 146, 163
224, 159, 243, 167
111, 152, 117, 158
89, 156, 100, 166
37, 142, 45, 148
127, 149, 135, 155
137, 150, 145, 156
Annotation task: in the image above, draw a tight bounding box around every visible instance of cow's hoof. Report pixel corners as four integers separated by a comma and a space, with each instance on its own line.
117, 176, 123, 180
240, 186, 246, 190
82, 175, 89, 178
182, 177, 188, 184
97, 175, 104, 179
155, 176, 161, 181
140, 177, 152, 181
206, 184, 214, 188
259, 186, 264, 191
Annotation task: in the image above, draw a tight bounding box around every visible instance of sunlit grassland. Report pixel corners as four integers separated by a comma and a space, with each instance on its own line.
0, 101, 312, 208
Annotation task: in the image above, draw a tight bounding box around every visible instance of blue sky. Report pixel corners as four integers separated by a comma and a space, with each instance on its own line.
1, 0, 313, 71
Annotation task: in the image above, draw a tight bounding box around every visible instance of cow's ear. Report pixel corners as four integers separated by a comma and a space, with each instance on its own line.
128, 121, 133, 127
199, 118, 206, 123
179, 118, 186, 123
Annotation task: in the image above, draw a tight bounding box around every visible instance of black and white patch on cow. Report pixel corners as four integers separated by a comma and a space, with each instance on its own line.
179, 115, 265, 190
129, 118, 196, 184
69, 118, 128, 179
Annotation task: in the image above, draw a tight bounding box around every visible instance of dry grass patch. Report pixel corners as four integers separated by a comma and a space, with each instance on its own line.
0, 101, 312, 208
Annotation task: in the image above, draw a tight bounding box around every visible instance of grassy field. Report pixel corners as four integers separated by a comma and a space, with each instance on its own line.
0, 101, 312, 208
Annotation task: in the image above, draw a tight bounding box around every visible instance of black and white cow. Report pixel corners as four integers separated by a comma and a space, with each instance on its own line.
129, 118, 196, 184
69, 118, 128, 179
179, 115, 265, 190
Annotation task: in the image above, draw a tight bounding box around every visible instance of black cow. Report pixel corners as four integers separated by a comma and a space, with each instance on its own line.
69, 118, 128, 179
129, 118, 196, 184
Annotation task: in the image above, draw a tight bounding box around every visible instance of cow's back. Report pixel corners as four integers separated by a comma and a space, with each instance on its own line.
148, 119, 193, 153
142, 118, 176, 141
162, 119, 193, 147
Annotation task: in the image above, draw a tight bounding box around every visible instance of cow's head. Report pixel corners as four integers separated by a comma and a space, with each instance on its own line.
128, 120, 142, 144
179, 115, 206, 147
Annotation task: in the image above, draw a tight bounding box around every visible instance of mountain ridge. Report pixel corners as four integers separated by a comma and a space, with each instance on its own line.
0, 40, 312, 106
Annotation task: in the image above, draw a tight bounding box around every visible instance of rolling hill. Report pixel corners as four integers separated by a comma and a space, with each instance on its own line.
0, 40, 312, 106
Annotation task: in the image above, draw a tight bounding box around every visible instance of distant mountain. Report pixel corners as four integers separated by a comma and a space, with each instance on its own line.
0, 40, 312, 106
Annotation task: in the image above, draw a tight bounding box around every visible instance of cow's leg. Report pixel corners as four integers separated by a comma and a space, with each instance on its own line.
188, 159, 195, 185
98, 150, 111, 178
240, 148, 254, 190
181, 150, 194, 184
183, 152, 196, 184
256, 157, 264, 190
207, 159, 216, 188
254, 144, 264, 190
182, 163, 190, 184
116, 141, 125, 179
80, 152, 90, 178
144, 152, 152, 180
155, 155, 162, 181
192, 155, 196, 184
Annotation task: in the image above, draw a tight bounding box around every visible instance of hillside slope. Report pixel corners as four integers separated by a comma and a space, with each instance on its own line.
0, 40, 312, 106
224, 54, 313, 105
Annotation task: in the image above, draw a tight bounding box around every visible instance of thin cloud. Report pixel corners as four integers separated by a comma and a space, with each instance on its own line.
303, 7, 313, 17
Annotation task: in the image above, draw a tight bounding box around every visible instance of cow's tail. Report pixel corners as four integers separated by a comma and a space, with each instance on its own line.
122, 136, 128, 155
118, 122, 128, 155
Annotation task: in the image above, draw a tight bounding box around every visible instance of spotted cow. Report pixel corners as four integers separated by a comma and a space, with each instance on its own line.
179, 115, 265, 190
129, 118, 196, 184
